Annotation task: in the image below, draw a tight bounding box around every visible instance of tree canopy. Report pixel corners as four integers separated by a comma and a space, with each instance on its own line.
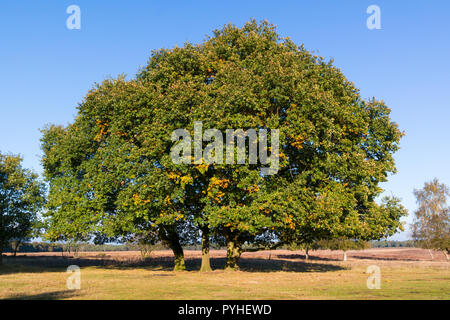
412, 178, 450, 260
41, 20, 407, 271
0, 152, 45, 264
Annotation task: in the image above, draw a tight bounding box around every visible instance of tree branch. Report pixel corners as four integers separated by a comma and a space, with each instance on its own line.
242, 241, 284, 253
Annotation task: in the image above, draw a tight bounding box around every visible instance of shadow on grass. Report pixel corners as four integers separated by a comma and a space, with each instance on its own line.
276, 253, 340, 262
0, 254, 346, 275
3, 290, 78, 300
350, 255, 420, 262
186, 257, 345, 273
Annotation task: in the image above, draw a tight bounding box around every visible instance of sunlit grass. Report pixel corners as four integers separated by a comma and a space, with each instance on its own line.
1, 254, 448, 300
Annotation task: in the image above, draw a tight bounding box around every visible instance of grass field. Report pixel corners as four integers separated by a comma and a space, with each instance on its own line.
1, 248, 449, 300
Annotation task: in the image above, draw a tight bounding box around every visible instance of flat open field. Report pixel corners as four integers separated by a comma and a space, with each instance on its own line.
1, 248, 449, 300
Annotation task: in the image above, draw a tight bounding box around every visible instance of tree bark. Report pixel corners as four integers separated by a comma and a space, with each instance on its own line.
159, 226, 186, 271
199, 228, 212, 272
225, 236, 242, 271
428, 249, 434, 260
171, 240, 186, 271
305, 246, 309, 260
343, 251, 347, 261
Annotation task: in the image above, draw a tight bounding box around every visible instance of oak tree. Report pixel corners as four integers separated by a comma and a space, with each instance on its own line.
41, 20, 407, 270
0, 153, 45, 264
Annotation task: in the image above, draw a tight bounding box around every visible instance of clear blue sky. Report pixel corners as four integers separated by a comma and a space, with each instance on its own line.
1, 1, 449, 240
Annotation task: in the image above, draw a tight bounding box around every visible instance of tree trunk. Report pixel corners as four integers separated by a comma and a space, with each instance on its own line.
443, 249, 449, 261
225, 237, 242, 271
343, 251, 347, 261
305, 246, 309, 260
199, 228, 212, 272
428, 249, 434, 260
166, 234, 186, 271
171, 241, 186, 271
160, 226, 186, 271
12, 241, 20, 257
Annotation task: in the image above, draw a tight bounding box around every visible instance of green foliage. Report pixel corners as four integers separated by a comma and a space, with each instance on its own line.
411, 178, 450, 256
0, 152, 45, 262
40, 20, 407, 270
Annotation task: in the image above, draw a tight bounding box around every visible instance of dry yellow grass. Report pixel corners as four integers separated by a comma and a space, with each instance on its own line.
1, 249, 449, 300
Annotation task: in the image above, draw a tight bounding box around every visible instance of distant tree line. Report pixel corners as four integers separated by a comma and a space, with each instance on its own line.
1, 240, 223, 255
3, 239, 418, 254
370, 240, 416, 248
2, 242, 141, 254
